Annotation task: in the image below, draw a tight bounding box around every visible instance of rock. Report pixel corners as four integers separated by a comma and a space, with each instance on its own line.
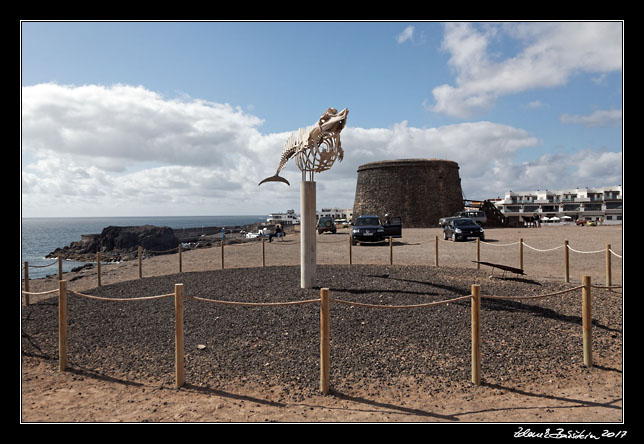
47, 225, 179, 262
71, 263, 94, 272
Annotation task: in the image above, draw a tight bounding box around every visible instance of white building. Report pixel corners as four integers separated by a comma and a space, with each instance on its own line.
266, 208, 354, 225
494, 186, 622, 224
317, 208, 353, 222
267, 209, 300, 225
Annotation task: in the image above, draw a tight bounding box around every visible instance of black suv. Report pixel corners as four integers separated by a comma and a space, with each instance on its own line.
443, 217, 485, 242
351, 215, 385, 244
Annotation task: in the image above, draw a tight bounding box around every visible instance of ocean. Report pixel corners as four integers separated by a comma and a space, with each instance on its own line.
21, 215, 266, 280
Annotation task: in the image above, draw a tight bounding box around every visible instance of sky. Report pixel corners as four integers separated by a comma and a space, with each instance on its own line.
20, 21, 623, 218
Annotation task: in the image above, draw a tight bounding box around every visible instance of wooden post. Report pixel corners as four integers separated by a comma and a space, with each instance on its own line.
178, 243, 183, 273
389, 237, 393, 265
174, 283, 185, 388
606, 244, 612, 290
476, 238, 480, 270
519, 238, 523, 271
96, 252, 101, 287
23, 262, 30, 306
221, 240, 224, 270
58, 256, 63, 281
563, 240, 569, 283
435, 235, 439, 267
58, 280, 68, 371
471, 284, 481, 385
138, 246, 143, 278
320, 288, 330, 394
348, 236, 352, 265
582, 275, 593, 368
261, 238, 266, 267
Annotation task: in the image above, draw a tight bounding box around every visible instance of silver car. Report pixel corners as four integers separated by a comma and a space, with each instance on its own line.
440, 211, 487, 226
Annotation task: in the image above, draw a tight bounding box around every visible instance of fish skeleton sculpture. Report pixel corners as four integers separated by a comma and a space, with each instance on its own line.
259, 107, 348, 186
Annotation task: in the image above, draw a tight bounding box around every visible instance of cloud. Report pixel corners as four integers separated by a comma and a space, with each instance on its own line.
430, 22, 622, 118
396, 25, 415, 44
21, 83, 621, 216
523, 100, 549, 110
488, 150, 622, 195
560, 108, 622, 128
22, 83, 266, 169
573, 150, 622, 185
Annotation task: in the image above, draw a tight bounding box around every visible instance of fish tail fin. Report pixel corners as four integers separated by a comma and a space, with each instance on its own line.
258, 175, 290, 186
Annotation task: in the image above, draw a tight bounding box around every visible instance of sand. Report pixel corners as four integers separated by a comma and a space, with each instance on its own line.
21, 224, 624, 423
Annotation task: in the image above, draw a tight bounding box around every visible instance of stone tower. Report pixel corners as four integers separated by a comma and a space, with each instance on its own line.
352, 159, 464, 228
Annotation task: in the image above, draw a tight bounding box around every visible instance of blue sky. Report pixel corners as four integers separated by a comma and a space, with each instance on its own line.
21, 21, 623, 217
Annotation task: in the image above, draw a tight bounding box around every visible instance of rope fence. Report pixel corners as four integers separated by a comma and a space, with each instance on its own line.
36, 269, 617, 395
329, 294, 473, 309
144, 233, 622, 285
22, 233, 622, 306
21, 289, 59, 296
67, 289, 175, 302
185, 293, 321, 307
23, 259, 59, 268
22, 257, 63, 305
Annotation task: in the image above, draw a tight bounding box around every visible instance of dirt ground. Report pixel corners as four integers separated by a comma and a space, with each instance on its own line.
21, 225, 624, 423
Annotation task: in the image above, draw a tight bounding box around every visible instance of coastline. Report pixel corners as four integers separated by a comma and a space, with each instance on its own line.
21, 216, 268, 279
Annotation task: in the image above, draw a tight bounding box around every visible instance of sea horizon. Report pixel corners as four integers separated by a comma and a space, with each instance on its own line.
21, 214, 267, 280
21, 214, 266, 220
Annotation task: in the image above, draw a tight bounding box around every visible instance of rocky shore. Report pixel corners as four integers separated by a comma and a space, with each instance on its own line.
46, 225, 179, 263
45, 223, 275, 263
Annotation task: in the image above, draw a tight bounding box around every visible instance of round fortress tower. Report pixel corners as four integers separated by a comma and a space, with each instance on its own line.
352, 159, 464, 228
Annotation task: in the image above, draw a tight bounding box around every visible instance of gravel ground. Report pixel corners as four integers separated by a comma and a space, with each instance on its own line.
21, 263, 622, 402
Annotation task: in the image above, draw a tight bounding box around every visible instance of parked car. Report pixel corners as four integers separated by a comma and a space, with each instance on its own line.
440, 211, 487, 226
438, 216, 459, 227
443, 218, 485, 242
351, 215, 403, 245
335, 218, 350, 228
351, 215, 385, 244
382, 214, 403, 239
317, 216, 336, 234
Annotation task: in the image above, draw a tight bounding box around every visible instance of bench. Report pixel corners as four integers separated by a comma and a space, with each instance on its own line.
472, 261, 525, 279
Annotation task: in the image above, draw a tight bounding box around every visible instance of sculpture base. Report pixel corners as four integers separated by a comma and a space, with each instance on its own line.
300, 181, 316, 288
